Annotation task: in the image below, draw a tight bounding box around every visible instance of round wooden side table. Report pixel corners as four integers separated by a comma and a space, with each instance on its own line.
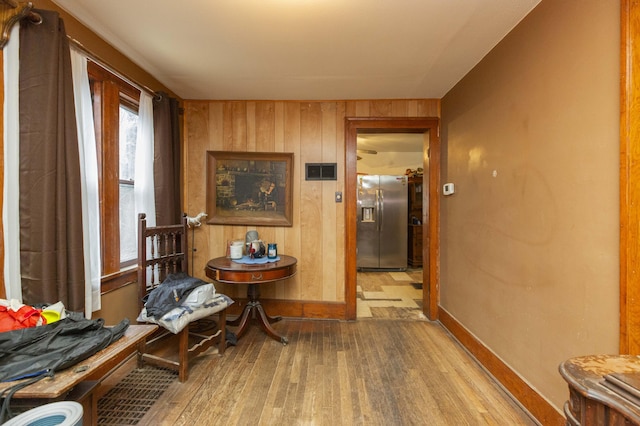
205, 255, 297, 345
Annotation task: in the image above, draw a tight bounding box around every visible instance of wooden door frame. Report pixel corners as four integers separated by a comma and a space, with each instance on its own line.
345, 117, 440, 320
621, 0, 640, 354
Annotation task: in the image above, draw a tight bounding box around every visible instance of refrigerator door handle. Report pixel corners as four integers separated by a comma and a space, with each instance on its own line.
377, 189, 383, 231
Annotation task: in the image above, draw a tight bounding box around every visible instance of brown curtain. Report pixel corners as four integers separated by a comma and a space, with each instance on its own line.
153, 93, 182, 226
19, 10, 85, 310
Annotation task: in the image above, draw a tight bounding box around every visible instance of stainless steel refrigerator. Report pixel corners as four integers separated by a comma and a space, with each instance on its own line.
356, 175, 408, 270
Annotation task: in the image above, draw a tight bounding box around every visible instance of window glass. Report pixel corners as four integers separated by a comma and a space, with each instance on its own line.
119, 105, 138, 264
119, 183, 136, 263
119, 105, 137, 181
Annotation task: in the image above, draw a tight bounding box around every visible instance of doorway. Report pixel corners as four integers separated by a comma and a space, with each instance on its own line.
355, 133, 425, 319
345, 117, 440, 321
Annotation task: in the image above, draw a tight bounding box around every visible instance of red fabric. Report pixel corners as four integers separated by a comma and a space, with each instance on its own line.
0, 305, 44, 332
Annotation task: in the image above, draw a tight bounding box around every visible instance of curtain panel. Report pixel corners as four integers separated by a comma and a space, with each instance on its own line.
134, 92, 156, 229
70, 48, 102, 316
18, 9, 85, 311
153, 93, 181, 226
3, 24, 21, 301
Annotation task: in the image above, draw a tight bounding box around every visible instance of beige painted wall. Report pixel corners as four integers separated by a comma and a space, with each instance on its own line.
440, 0, 620, 410
92, 282, 139, 325
183, 100, 439, 302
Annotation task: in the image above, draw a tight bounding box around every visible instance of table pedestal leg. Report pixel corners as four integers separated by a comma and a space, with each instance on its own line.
227, 283, 288, 345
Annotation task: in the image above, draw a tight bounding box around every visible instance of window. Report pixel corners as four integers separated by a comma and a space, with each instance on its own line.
118, 104, 138, 264
88, 62, 142, 290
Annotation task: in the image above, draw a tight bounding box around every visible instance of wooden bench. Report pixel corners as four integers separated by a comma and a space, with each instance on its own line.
0, 324, 157, 426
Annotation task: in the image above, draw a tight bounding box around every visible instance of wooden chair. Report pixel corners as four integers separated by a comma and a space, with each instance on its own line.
137, 213, 228, 382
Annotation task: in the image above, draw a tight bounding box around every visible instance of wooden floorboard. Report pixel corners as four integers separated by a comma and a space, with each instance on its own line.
132, 318, 537, 426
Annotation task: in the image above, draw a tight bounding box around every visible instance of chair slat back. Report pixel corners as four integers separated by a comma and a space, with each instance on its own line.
137, 213, 189, 311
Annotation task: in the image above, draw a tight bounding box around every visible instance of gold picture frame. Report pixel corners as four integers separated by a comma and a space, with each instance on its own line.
206, 151, 294, 226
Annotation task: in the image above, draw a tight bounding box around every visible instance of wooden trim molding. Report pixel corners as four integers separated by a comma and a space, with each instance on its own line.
438, 308, 564, 425
100, 268, 136, 295
225, 299, 346, 319
620, 0, 640, 354
0, 52, 4, 300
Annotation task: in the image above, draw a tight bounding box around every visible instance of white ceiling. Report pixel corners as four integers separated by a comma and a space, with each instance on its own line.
52, 0, 540, 101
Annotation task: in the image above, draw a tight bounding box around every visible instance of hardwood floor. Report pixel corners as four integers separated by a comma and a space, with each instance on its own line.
117, 317, 537, 425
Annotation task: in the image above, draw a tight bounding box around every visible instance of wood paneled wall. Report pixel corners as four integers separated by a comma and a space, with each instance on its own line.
184, 99, 439, 318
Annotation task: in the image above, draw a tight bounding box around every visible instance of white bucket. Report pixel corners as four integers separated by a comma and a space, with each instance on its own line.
3, 401, 83, 426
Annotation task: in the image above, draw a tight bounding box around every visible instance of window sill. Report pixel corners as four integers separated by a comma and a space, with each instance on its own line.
101, 267, 137, 295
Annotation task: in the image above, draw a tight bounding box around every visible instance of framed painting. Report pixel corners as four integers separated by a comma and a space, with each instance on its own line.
206, 151, 294, 226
